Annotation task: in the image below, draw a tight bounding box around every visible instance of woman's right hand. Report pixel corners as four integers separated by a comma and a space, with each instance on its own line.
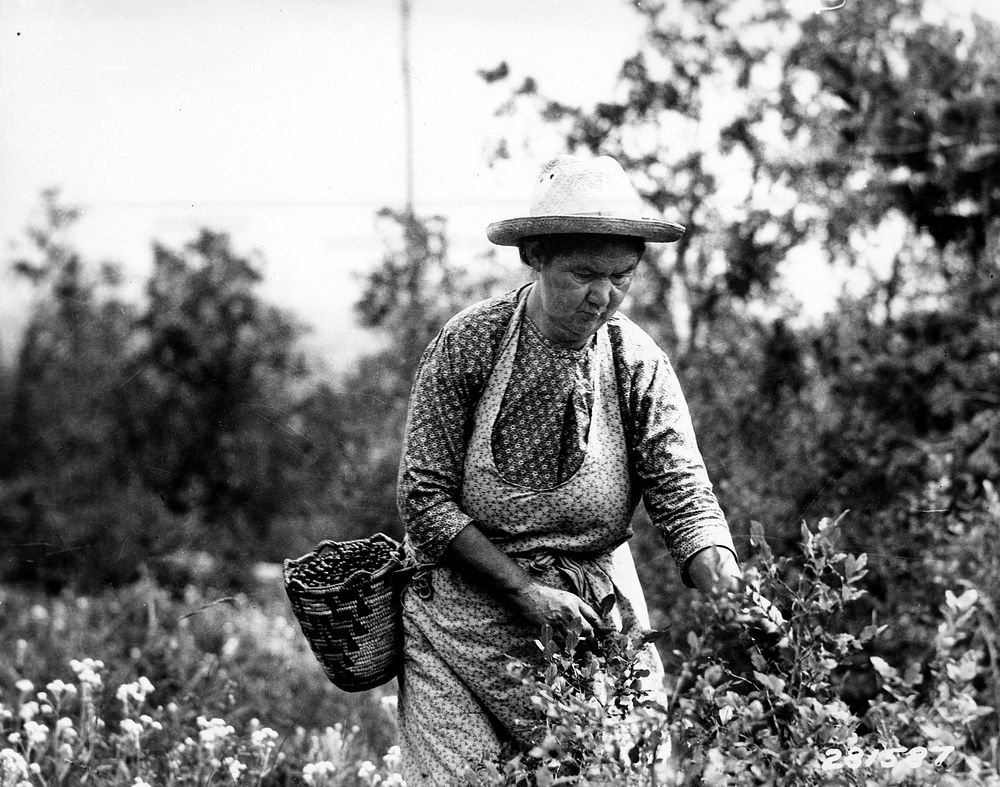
512, 581, 605, 642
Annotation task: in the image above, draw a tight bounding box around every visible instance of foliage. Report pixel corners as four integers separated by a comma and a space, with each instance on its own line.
0, 195, 356, 590
120, 229, 312, 582
0, 190, 177, 590
0, 576, 400, 779
332, 208, 513, 542
486, 517, 999, 786
1, 516, 997, 785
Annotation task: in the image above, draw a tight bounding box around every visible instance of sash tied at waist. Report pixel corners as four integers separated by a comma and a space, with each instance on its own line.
405, 545, 642, 634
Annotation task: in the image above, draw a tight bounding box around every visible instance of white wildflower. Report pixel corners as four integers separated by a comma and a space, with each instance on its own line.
250, 727, 279, 749
357, 760, 378, 779
14, 680, 33, 695
224, 756, 247, 782
303, 761, 337, 785
39, 704, 53, 715
24, 720, 50, 745
28, 763, 41, 775
132, 778, 153, 787
120, 718, 143, 744
7, 732, 21, 744
383, 775, 406, 787
0, 749, 29, 782
116, 678, 154, 707
69, 659, 104, 690
196, 716, 235, 752
383, 745, 402, 770
18, 702, 39, 722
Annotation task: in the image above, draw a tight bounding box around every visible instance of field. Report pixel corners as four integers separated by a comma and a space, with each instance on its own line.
1, 517, 997, 786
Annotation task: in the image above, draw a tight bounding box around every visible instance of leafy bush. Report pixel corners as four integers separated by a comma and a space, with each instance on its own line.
2, 515, 997, 786
486, 516, 998, 785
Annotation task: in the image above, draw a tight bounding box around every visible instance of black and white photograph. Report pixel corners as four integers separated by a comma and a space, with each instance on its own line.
1, 0, 998, 784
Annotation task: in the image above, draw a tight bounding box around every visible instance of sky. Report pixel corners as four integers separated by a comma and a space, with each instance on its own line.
1, 0, 996, 377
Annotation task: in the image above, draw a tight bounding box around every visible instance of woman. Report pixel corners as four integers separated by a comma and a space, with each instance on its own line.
396, 154, 741, 783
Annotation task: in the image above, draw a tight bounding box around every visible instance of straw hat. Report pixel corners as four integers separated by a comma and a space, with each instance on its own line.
486, 154, 685, 246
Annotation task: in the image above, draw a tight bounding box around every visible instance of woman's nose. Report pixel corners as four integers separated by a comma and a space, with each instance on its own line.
587, 279, 612, 309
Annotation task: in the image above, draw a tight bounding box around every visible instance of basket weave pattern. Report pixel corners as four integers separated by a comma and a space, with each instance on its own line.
283, 533, 403, 692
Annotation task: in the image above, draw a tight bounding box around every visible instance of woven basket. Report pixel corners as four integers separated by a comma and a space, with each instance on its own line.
283, 533, 404, 692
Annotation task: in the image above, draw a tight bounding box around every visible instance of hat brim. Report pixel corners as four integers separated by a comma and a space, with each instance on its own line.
486, 215, 685, 246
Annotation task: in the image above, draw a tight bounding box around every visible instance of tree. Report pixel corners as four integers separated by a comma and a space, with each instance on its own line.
121, 230, 312, 577
484, 0, 1000, 675
0, 190, 157, 589
336, 208, 512, 540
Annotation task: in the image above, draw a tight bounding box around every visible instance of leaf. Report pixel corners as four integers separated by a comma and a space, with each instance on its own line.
752, 671, 787, 694
597, 593, 617, 619
636, 628, 669, 646
944, 588, 978, 611
870, 656, 898, 679
749, 520, 773, 560
844, 553, 868, 581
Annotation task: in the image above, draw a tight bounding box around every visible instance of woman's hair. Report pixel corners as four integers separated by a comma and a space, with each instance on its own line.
518, 233, 646, 268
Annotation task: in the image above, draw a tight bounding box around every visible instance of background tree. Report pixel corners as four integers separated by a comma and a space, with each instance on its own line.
484, 0, 1000, 689
120, 229, 314, 583
0, 190, 165, 589
332, 208, 512, 541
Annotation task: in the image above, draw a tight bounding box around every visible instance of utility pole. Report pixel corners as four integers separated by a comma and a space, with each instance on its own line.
400, 0, 414, 214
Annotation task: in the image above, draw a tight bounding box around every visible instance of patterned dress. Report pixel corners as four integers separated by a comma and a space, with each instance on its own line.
397, 284, 736, 784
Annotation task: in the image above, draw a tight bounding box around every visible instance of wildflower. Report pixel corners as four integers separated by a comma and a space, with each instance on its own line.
196, 717, 235, 752
120, 718, 143, 744
7, 733, 21, 744
116, 677, 155, 707
224, 756, 247, 782
40, 704, 53, 715
56, 718, 77, 743
250, 727, 279, 750
14, 680, 33, 695
24, 721, 49, 746
303, 761, 337, 785
18, 702, 39, 722
133, 778, 153, 787
383, 745, 402, 770
357, 760, 378, 780
0, 749, 29, 783
14, 640, 28, 668
28, 764, 41, 775
46, 680, 77, 701
69, 659, 104, 690
383, 775, 406, 787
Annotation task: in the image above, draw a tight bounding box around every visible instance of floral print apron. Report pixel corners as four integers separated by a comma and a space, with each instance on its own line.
399, 288, 663, 784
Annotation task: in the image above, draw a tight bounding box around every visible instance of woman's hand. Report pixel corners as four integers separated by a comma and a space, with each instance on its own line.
512, 581, 606, 642
444, 522, 606, 642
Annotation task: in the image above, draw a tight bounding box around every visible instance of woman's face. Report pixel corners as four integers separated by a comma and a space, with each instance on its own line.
527, 237, 641, 349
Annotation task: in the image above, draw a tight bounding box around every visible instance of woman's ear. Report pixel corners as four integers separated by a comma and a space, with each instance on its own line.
519, 239, 546, 272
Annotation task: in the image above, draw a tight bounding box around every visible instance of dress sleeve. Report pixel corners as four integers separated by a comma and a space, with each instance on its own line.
616, 326, 738, 587
396, 301, 507, 563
